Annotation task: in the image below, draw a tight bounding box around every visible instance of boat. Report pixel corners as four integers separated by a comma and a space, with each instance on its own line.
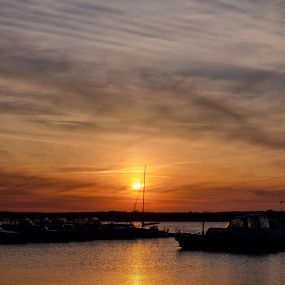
0, 226, 19, 243
131, 165, 171, 238
176, 214, 285, 253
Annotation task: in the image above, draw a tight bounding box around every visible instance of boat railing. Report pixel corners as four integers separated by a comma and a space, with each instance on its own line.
175, 228, 203, 235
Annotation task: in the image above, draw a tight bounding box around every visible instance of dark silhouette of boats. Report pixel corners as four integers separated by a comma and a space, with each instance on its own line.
0, 215, 171, 244
0, 226, 19, 243
130, 165, 171, 238
176, 214, 285, 253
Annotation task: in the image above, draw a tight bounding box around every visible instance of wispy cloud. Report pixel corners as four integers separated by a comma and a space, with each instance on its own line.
0, 0, 285, 210
0, 169, 127, 211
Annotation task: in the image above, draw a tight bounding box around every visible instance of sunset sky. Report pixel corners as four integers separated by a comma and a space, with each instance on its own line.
0, 0, 285, 212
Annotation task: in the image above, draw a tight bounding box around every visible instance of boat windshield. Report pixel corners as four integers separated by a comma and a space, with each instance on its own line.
227, 215, 270, 230
247, 215, 270, 229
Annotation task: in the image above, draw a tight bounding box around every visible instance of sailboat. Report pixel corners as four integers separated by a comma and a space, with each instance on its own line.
132, 165, 171, 238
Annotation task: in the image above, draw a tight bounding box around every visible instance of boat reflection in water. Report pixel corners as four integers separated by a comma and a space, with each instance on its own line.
176, 214, 285, 253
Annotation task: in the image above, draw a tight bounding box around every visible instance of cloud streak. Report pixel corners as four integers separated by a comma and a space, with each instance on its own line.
0, 0, 285, 210
0, 169, 128, 211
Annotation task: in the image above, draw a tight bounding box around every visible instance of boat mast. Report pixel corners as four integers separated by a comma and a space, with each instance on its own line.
142, 165, 146, 228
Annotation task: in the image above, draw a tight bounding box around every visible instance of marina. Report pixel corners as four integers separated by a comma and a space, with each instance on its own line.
1, 222, 285, 285
1, 0, 285, 284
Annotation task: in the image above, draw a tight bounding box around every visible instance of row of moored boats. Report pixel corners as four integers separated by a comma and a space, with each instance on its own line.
2, 214, 285, 253
0, 216, 171, 244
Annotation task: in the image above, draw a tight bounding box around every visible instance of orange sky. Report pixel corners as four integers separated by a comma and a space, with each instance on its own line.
0, 0, 285, 212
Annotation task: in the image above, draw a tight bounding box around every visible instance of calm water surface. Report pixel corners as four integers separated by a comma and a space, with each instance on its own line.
0, 222, 284, 285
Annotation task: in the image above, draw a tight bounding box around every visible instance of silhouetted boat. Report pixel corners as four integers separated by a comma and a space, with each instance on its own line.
0, 226, 19, 243
131, 165, 171, 238
176, 214, 285, 253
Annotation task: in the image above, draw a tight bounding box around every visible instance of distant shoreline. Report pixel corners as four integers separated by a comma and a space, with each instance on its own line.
0, 210, 282, 222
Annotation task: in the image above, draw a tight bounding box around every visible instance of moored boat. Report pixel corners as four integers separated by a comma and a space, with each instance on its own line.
0, 226, 19, 244
176, 214, 285, 253
131, 166, 171, 239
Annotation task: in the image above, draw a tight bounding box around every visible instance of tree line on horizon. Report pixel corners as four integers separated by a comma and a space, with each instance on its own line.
0, 210, 282, 222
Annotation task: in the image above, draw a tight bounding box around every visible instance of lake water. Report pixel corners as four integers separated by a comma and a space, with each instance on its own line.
0, 222, 284, 285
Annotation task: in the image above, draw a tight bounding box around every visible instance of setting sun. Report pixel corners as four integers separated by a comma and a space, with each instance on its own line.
132, 182, 143, 191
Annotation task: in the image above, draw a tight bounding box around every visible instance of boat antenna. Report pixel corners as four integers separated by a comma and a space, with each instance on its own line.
280, 201, 284, 219
142, 165, 146, 228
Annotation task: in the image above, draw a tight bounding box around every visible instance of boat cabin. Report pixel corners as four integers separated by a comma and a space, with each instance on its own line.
227, 214, 270, 230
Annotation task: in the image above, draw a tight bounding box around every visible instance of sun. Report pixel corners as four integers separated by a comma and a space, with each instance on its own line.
132, 182, 143, 191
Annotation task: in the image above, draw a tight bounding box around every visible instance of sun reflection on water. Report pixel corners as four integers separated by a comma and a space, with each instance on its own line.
1, 224, 284, 285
